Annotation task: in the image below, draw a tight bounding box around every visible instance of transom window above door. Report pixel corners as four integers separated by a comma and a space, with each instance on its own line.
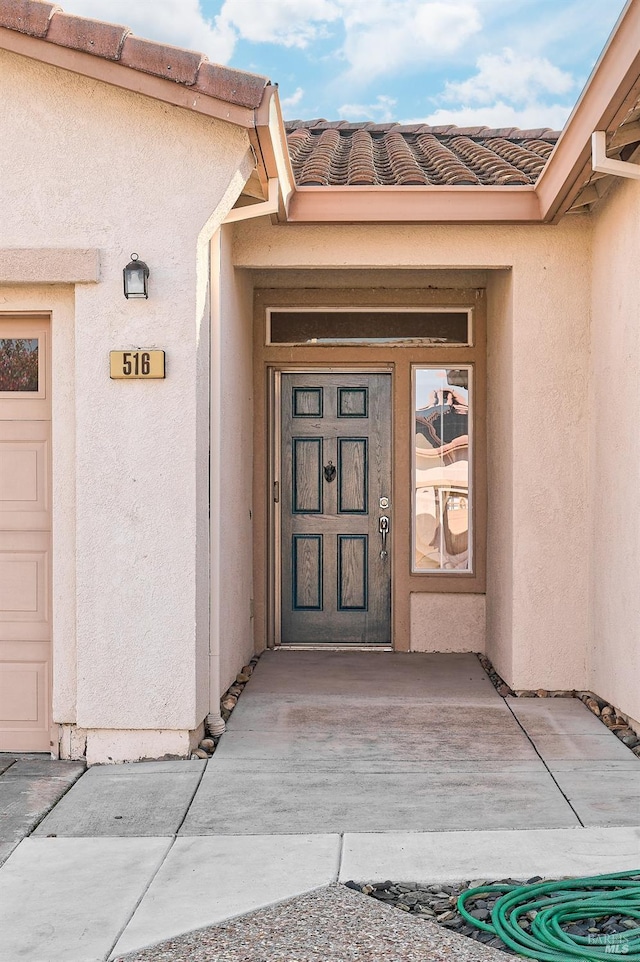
267, 309, 471, 346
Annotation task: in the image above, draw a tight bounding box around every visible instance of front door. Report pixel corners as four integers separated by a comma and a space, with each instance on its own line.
0, 318, 52, 751
280, 372, 391, 646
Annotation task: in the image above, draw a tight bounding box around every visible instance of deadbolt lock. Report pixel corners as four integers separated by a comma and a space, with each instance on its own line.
379, 497, 389, 509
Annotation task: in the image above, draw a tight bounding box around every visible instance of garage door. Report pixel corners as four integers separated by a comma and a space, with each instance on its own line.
0, 317, 52, 751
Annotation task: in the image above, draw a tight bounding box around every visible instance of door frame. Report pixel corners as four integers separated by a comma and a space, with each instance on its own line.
269, 365, 394, 648
252, 287, 487, 656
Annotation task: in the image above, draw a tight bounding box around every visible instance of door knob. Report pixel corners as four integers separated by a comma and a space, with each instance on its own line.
379, 515, 389, 560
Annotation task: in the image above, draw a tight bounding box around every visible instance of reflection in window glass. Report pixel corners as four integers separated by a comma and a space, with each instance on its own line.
414, 367, 471, 572
269, 311, 469, 345
0, 339, 39, 392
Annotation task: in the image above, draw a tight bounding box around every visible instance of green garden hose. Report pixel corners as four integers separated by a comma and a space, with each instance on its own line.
457, 870, 640, 960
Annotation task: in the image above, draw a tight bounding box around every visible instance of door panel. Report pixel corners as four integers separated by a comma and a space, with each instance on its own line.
0, 319, 52, 752
292, 439, 323, 513
337, 535, 367, 609
338, 438, 367, 513
0, 421, 50, 530
281, 373, 391, 646
293, 534, 323, 609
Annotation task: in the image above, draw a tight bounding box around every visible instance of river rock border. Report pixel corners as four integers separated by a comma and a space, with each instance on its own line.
477, 653, 640, 758
190, 654, 262, 759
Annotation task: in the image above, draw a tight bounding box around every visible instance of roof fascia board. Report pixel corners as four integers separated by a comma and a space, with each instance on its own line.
0, 26, 257, 128
245, 89, 293, 219
255, 92, 295, 219
536, 0, 640, 222
286, 185, 542, 224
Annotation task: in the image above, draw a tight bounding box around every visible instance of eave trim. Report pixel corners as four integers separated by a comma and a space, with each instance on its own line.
285, 186, 542, 224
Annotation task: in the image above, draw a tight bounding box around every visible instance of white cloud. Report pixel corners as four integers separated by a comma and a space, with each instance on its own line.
217, 0, 481, 71
280, 87, 305, 114
219, 0, 341, 48
422, 102, 572, 131
338, 95, 397, 123
338, 1, 482, 81
417, 45, 578, 132
441, 48, 575, 105
60, 0, 236, 62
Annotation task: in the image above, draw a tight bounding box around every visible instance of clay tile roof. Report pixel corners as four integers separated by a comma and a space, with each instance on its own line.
285, 120, 561, 187
0, 0, 269, 109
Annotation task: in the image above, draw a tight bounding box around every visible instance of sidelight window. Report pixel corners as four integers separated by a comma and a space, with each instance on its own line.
413, 366, 472, 573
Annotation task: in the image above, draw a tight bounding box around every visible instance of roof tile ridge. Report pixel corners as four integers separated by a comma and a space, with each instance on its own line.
444, 125, 492, 137
118, 32, 205, 86
0, 0, 62, 38
0, 0, 270, 107
425, 125, 457, 135
45, 8, 131, 62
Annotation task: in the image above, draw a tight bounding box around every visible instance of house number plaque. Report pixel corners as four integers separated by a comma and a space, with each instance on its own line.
110, 350, 165, 379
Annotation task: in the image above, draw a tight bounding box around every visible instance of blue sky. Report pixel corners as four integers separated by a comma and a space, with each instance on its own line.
62, 1, 626, 129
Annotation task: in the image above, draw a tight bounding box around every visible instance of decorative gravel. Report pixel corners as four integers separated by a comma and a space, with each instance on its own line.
347, 877, 538, 954
349, 876, 640, 957
114, 884, 509, 962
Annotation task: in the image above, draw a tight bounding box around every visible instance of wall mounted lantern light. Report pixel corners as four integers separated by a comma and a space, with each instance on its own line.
123, 253, 149, 299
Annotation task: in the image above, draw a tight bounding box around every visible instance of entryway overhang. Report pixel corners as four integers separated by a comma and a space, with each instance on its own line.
286, 185, 541, 224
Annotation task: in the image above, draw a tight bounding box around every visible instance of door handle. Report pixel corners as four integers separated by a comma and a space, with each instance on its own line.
379, 515, 389, 560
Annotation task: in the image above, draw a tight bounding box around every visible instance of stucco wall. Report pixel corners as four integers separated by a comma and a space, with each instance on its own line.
0, 48, 251, 751
410, 594, 485, 652
212, 229, 255, 695
508, 239, 590, 690
590, 176, 640, 722
235, 219, 591, 689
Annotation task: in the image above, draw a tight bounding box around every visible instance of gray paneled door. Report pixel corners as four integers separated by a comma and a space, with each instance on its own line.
281, 373, 391, 646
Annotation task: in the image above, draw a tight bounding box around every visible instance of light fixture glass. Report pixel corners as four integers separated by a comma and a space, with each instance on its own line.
123, 253, 149, 299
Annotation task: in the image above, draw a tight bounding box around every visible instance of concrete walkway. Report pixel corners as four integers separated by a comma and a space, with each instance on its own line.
2, 652, 640, 961
0, 753, 84, 865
